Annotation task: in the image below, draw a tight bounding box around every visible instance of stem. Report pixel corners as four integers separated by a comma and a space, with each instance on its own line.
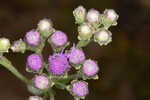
48, 88, 55, 100
0, 56, 30, 84
43, 92, 48, 100
76, 40, 91, 49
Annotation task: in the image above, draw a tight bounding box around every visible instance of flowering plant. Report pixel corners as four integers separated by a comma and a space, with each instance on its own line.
0, 5, 118, 100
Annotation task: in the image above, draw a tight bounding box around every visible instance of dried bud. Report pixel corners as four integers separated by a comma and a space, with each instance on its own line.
86, 9, 100, 24
73, 5, 86, 24
0, 38, 10, 52
78, 23, 93, 40
94, 29, 112, 46
11, 39, 26, 53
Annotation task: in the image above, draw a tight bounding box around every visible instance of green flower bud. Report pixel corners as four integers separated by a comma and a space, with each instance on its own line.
78, 23, 93, 40
73, 5, 86, 24
0, 38, 10, 52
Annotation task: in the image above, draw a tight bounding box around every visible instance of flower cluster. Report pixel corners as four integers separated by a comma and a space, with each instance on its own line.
0, 5, 118, 100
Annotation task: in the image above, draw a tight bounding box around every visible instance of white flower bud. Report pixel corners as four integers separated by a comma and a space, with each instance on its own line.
86, 9, 100, 24
37, 18, 54, 37
104, 9, 119, 22
94, 29, 112, 46
78, 23, 93, 40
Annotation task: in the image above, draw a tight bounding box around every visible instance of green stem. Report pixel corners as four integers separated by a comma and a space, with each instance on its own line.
67, 73, 82, 80
48, 88, 55, 100
43, 92, 48, 100
0, 56, 30, 84
76, 40, 91, 49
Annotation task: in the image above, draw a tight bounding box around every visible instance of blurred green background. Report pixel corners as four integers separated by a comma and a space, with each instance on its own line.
0, 0, 150, 100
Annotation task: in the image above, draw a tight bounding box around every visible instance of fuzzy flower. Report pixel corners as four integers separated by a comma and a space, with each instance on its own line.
27, 53, 42, 71
34, 74, 49, 89
83, 59, 99, 77
72, 81, 88, 97
50, 30, 67, 47
94, 29, 112, 46
29, 96, 42, 100
86, 9, 100, 24
48, 50, 71, 75
78, 23, 93, 40
104, 9, 119, 22
0, 38, 10, 52
25, 30, 40, 46
73, 5, 86, 24
11, 39, 26, 53
69, 44, 85, 64
38, 18, 53, 32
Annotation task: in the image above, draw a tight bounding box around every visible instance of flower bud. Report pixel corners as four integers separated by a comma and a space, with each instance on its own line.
0, 38, 10, 52
94, 29, 112, 46
50, 30, 68, 47
34, 74, 49, 89
69, 44, 85, 64
83, 59, 99, 77
73, 5, 86, 24
86, 9, 100, 24
71, 80, 88, 97
104, 9, 119, 22
25, 30, 40, 46
27, 53, 43, 71
11, 39, 26, 53
38, 18, 53, 37
29, 96, 42, 100
78, 23, 93, 40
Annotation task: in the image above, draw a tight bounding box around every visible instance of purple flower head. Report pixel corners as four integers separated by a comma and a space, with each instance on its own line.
86, 9, 100, 24
48, 50, 71, 75
72, 81, 88, 97
50, 30, 67, 47
29, 96, 42, 100
69, 44, 85, 64
25, 30, 40, 46
34, 74, 49, 89
27, 53, 42, 71
83, 59, 99, 76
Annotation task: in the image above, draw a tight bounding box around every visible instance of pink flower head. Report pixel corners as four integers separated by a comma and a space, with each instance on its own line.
50, 30, 67, 47
69, 44, 85, 64
72, 81, 88, 97
27, 53, 42, 71
48, 50, 71, 75
25, 30, 40, 46
34, 74, 49, 89
83, 59, 99, 76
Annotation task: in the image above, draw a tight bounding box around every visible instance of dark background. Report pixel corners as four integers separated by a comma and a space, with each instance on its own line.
0, 0, 150, 100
